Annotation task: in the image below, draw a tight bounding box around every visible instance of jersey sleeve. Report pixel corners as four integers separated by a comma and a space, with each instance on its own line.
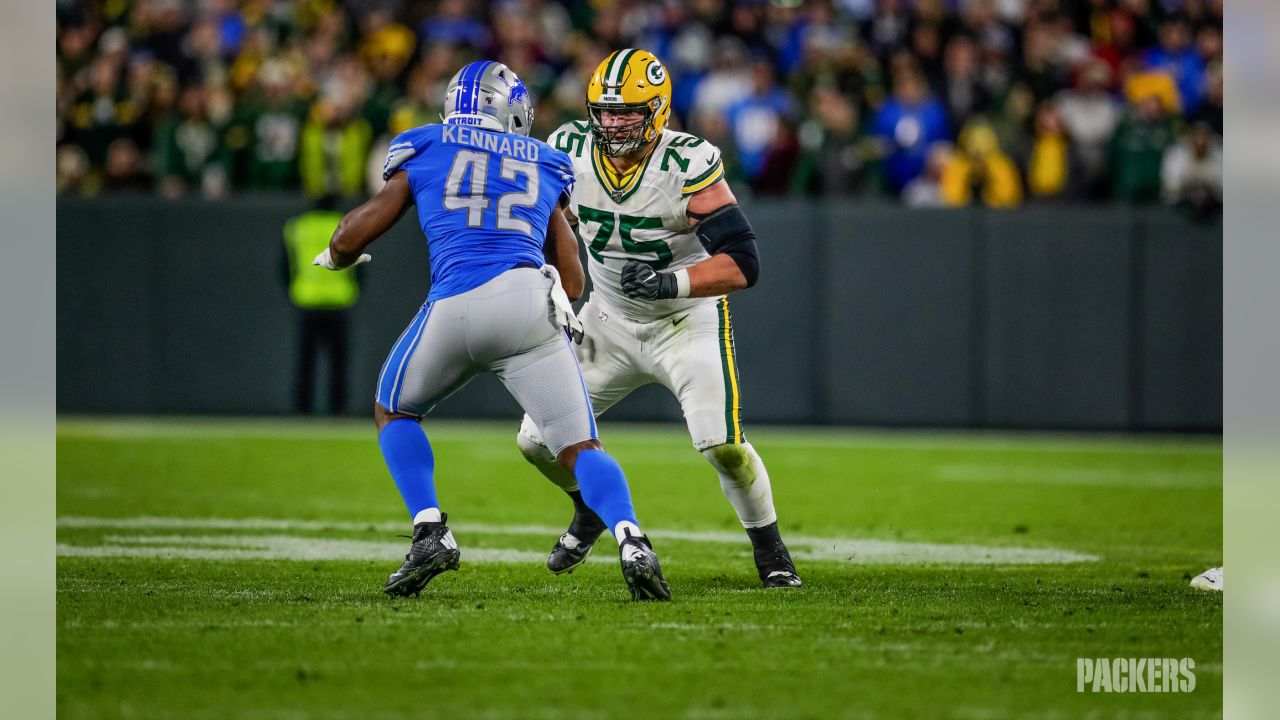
382, 127, 432, 180
550, 146, 576, 196
679, 138, 725, 196
546, 120, 590, 161
542, 145, 576, 204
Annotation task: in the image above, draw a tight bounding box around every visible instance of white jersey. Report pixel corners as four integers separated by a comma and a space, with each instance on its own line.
548, 121, 726, 322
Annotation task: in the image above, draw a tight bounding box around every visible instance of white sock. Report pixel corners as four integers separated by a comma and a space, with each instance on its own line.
703, 443, 777, 528
613, 520, 641, 544
413, 507, 442, 525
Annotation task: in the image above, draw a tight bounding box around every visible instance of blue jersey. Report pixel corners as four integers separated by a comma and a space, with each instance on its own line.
383, 123, 575, 301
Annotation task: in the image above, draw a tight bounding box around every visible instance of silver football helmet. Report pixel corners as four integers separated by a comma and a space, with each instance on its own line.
442, 61, 535, 136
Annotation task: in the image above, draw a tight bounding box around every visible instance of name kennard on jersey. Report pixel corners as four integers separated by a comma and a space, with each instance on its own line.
442, 123, 541, 162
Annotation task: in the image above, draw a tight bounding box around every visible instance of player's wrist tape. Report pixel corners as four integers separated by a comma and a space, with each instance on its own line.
313, 247, 372, 270
673, 269, 691, 298
313, 248, 338, 270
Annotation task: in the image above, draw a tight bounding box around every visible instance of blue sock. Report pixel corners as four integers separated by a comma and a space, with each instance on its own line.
574, 449, 638, 535
378, 419, 438, 520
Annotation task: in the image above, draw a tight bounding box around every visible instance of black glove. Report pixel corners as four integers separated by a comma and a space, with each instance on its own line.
620, 261, 678, 300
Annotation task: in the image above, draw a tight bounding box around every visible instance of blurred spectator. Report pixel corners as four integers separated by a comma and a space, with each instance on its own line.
58, 19, 99, 80
909, 21, 945, 91
359, 10, 417, 138
940, 34, 991, 131
1196, 22, 1223, 66
901, 141, 951, 208
872, 67, 949, 195
1110, 94, 1177, 203
939, 121, 1022, 208
1026, 101, 1082, 201
1054, 59, 1120, 198
300, 98, 373, 199
67, 57, 138, 168
1046, 10, 1093, 69
57, 144, 94, 196
725, 60, 798, 191
1018, 19, 1068, 102
1192, 62, 1223, 137
796, 85, 873, 196
421, 0, 489, 50
1161, 122, 1222, 217
862, 0, 911, 59
753, 118, 803, 197
1090, 6, 1141, 82
135, 0, 193, 75
988, 82, 1035, 170
153, 85, 229, 199
1142, 13, 1206, 116
1123, 63, 1180, 116
691, 38, 754, 122
230, 61, 306, 191
102, 138, 153, 193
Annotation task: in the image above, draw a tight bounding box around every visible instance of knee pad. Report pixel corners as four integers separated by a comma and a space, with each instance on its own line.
516, 417, 553, 464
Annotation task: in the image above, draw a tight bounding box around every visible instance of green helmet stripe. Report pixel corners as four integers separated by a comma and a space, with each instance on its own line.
608, 48, 637, 87
603, 51, 622, 87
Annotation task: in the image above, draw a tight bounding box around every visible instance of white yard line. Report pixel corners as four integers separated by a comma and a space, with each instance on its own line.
57, 516, 1098, 565
932, 463, 1221, 488
57, 535, 541, 564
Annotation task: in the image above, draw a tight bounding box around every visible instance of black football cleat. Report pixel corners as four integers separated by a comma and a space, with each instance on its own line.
754, 540, 803, 588
618, 529, 672, 601
383, 515, 461, 597
547, 507, 608, 575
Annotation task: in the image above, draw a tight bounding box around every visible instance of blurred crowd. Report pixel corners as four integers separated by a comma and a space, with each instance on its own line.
56, 0, 1223, 213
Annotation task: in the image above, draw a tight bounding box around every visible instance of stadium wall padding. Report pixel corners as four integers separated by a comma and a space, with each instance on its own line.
56, 198, 1221, 431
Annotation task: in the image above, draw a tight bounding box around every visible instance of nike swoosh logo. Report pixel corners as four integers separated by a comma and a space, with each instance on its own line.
706, 156, 716, 165
672, 315, 689, 326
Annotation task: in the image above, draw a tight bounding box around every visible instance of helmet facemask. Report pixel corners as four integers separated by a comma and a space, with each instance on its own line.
587, 100, 658, 157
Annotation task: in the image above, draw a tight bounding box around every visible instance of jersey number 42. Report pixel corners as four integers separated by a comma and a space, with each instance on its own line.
443, 149, 539, 235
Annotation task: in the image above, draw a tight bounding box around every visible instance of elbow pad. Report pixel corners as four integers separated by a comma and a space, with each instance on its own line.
694, 204, 760, 288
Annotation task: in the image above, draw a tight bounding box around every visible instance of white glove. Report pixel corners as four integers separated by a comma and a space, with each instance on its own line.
541, 264, 584, 344
312, 247, 371, 270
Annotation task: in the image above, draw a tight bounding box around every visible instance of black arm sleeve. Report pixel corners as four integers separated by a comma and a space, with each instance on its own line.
693, 204, 760, 288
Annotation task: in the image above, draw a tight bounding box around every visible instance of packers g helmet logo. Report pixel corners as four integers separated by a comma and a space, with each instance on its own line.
586, 49, 674, 157
646, 61, 666, 85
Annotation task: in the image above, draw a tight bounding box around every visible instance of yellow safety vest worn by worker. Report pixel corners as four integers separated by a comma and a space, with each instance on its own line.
284, 210, 359, 309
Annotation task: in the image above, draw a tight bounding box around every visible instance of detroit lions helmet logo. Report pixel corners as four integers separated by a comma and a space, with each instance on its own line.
508, 77, 529, 106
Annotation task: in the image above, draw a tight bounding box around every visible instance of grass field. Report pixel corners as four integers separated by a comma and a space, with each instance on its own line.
56, 418, 1222, 719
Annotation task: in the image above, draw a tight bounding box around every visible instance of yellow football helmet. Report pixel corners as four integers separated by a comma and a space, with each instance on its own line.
586, 48, 672, 157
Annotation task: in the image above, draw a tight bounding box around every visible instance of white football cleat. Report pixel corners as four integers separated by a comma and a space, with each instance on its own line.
1190, 566, 1222, 592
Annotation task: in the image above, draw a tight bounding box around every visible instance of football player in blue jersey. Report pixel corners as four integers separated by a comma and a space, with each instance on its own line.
312, 61, 671, 601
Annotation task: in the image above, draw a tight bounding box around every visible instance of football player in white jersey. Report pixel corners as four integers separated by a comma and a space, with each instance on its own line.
516, 48, 802, 588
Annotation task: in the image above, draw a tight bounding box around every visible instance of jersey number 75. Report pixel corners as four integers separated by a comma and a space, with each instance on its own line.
577, 205, 673, 269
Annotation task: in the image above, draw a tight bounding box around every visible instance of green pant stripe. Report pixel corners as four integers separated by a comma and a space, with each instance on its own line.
717, 297, 744, 444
